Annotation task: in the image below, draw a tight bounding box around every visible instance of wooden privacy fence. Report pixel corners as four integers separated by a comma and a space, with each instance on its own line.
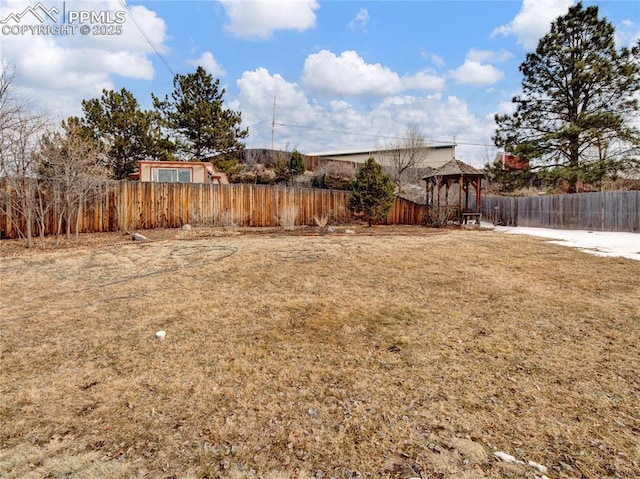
121, 182, 354, 230
388, 197, 429, 225
481, 191, 640, 232
0, 181, 430, 239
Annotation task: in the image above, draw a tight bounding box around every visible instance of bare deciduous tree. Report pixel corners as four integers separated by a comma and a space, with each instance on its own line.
37, 121, 111, 242
0, 63, 49, 247
1, 64, 109, 247
382, 125, 430, 194
0, 64, 19, 133
424, 173, 455, 228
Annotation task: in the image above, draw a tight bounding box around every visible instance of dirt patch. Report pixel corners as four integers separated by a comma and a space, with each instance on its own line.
0, 225, 448, 258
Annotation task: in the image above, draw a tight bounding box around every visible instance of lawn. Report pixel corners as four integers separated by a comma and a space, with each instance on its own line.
0, 226, 638, 479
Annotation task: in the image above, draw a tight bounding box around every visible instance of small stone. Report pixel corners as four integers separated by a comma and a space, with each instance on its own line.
345, 229, 355, 234
155, 330, 166, 340
182, 224, 192, 231
528, 460, 548, 474
327, 226, 335, 233
494, 451, 517, 463
132, 232, 148, 242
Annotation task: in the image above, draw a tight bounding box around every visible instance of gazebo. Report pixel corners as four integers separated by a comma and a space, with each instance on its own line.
422, 159, 485, 225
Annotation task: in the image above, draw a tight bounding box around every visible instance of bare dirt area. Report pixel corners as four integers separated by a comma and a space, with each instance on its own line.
0, 226, 638, 478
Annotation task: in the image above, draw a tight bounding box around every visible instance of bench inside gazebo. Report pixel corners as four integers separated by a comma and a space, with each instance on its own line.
422, 159, 485, 226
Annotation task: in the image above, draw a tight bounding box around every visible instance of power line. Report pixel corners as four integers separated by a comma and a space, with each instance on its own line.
245, 120, 272, 134
271, 121, 496, 148
117, 0, 175, 77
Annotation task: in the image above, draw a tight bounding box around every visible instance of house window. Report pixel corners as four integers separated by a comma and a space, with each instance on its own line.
178, 169, 191, 183
152, 168, 192, 183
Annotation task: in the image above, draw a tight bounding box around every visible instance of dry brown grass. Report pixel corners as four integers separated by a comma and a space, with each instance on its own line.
1, 226, 639, 479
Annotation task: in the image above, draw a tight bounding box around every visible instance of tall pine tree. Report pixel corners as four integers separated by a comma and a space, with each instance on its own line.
79, 88, 171, 179
494, 3, 640, 191
153, 67, 248, 172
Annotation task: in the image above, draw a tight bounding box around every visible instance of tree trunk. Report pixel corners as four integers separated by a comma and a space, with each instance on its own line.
21, 181, 33, 249
75, 203, 82, 241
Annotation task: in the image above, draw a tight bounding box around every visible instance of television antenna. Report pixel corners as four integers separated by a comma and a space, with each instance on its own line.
271, 95, 276, 150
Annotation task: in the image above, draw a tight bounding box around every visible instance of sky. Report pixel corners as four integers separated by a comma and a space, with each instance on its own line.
1, 0, 639, 167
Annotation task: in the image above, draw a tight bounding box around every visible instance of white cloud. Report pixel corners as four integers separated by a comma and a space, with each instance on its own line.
466, 48, 513, 63
616, 19, 640, 49
349, 7, 369, 32
237, 67, 312, 114
491, 0, 573, 50
402, 71, 446, 92
236, 67, 323, 143
218, 0, 319, 39
301, 50, 445, 97
235, 68, 493, 166
104, 4, 168, 53
0, 0, 169, 119
302, 50, 399, 96
421, 51, 445, 68
187, 52, 226, 77
430, 53, 445, 68
449, 60, 504, 87
495, 100, 517, 116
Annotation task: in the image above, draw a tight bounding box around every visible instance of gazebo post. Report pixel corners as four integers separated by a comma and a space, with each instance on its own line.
444, 180, 448, 218
464, 179, 469, 213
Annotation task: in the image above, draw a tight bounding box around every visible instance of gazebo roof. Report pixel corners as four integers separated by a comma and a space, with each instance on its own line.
422, 159, 485, 180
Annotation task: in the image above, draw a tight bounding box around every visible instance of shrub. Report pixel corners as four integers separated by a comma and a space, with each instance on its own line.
289, 150, 306, 178
348, 157, 395, 226
313, 214, 329, 229
274, 154, 290, 182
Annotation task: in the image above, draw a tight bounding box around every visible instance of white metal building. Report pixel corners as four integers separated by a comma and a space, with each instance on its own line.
306, 144, 456, 169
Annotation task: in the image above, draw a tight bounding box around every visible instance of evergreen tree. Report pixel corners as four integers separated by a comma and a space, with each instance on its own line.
494, 3, 640, 192
79, 88, 171, 179
153, 66, 248, 173
483, 160, 538, 193
289, 150, 306, 178
348, 157, 396, 226
274, 153, 290, 183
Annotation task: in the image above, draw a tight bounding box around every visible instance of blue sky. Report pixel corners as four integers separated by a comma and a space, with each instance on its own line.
1, 0, 639, 166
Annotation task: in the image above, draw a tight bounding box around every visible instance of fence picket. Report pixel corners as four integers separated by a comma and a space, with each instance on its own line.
482, 192, 640, 232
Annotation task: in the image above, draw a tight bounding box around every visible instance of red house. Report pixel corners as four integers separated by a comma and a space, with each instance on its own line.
495, 153, 529, 171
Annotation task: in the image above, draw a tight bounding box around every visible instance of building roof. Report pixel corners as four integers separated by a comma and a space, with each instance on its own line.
306, 144, 456, 158
422, 159, 485, 180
